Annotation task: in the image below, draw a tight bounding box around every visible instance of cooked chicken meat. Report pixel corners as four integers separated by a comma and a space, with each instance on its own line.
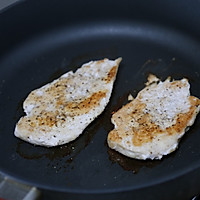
15, 58, 122, 147
108, 74, 200, 160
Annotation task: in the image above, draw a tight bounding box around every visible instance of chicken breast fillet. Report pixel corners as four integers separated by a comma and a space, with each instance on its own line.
15, 58, 122, 147
107, 74, 200, 160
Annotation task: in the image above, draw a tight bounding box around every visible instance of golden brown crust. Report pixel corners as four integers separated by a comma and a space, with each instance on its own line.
104, 66, 118, 83
64, 91, 107, 114
108, 96, 200, 147
166, 96, 200, 135
108, 75, 200, 150
15, 58, 122, 147
18, 90, 108, 134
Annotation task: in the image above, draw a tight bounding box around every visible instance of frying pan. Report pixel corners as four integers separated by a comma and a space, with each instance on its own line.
1, 0, 200, 199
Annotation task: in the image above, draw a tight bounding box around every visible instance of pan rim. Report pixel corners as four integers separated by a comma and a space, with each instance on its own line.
1, 1, 200, 197
1, 160, 200, 194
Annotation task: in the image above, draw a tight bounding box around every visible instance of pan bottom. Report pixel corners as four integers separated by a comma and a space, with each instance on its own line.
1, 21, 200, 199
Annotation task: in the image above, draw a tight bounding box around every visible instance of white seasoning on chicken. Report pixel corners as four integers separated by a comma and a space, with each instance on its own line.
14, 58, 122, 147
107, 74, 200, 160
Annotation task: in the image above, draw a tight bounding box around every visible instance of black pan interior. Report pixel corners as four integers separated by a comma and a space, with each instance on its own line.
1, 0, 200, 199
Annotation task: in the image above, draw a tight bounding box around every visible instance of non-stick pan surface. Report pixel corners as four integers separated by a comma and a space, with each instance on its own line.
1, 0, 200, 199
